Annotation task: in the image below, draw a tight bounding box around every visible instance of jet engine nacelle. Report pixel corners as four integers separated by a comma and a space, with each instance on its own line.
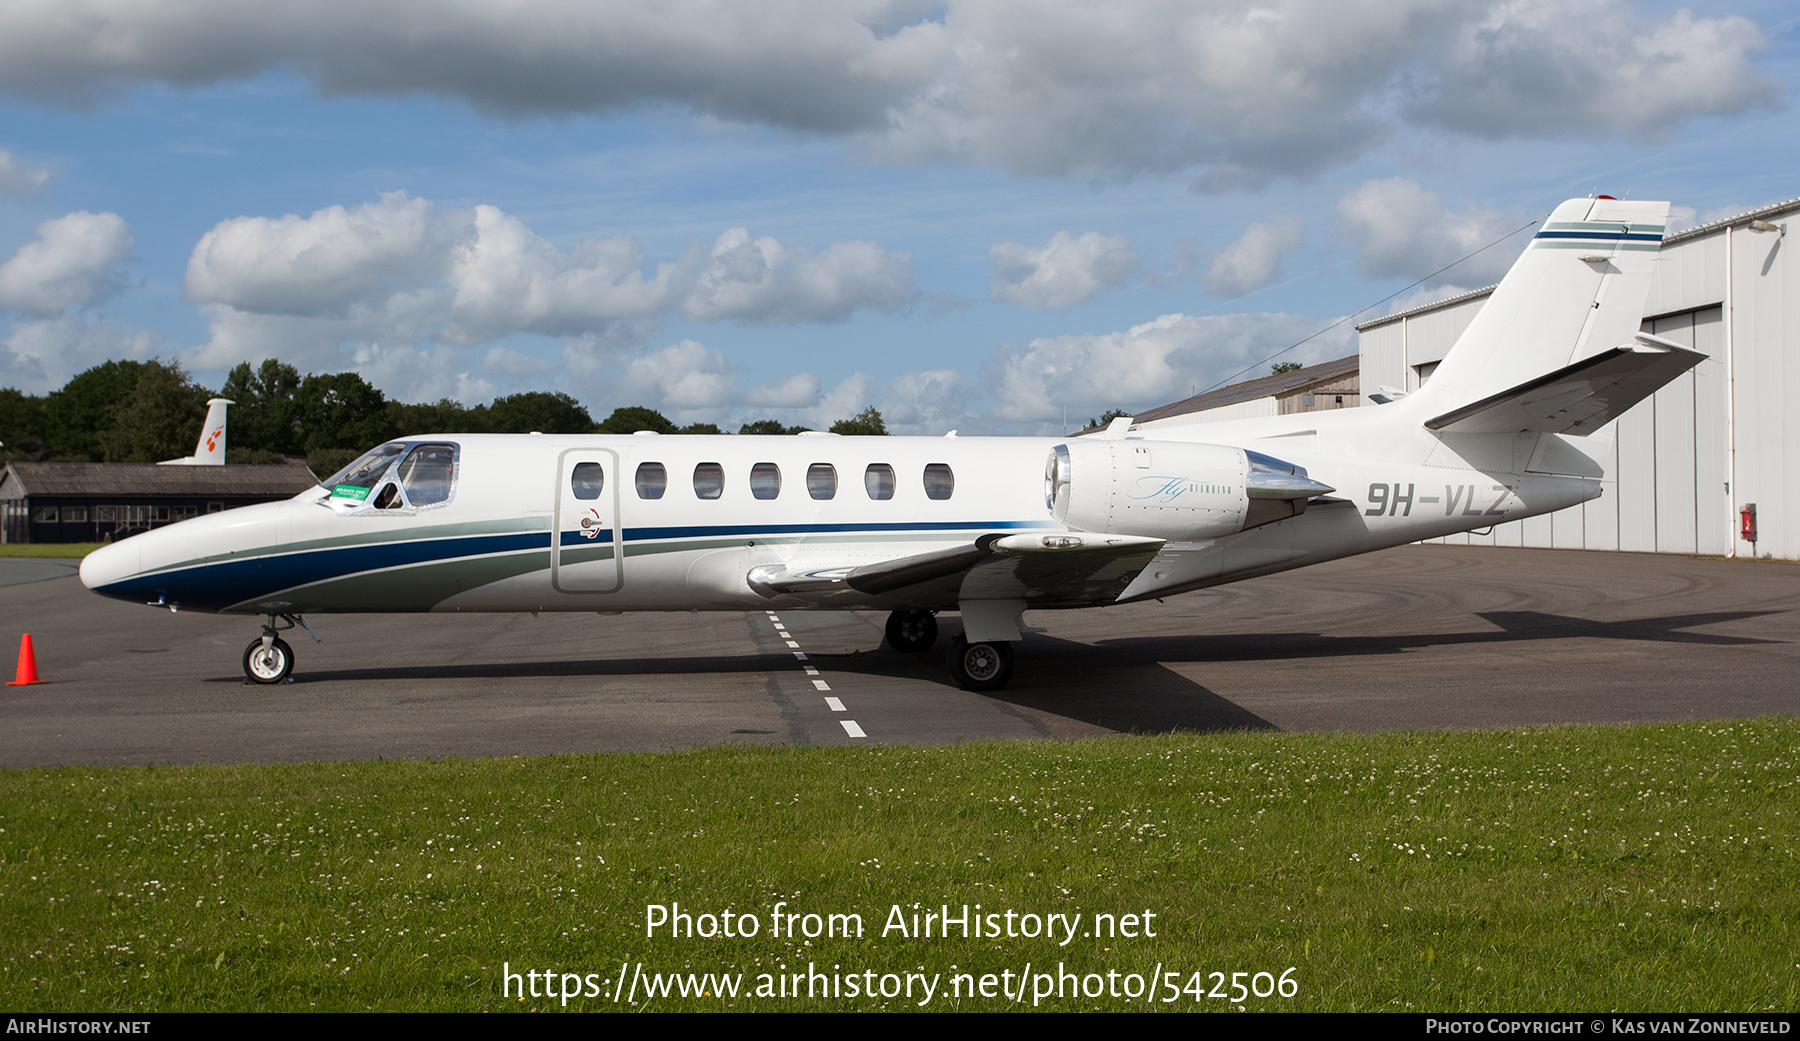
1045, 439, 1334, 541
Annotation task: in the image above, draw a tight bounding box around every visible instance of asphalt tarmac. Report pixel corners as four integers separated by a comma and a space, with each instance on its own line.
1, 545, 1795, 767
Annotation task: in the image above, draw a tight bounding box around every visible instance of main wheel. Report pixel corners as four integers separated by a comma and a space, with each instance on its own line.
885, 611, 939, 653
243, 637, 294, 684
945, 634, 1015, 692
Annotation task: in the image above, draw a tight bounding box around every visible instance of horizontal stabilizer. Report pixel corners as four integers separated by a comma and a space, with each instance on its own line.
1424, 333, 1705, 436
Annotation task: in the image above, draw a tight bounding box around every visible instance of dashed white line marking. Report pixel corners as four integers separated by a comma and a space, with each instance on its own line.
824, 697, 845, 712
812, 679, 831, 691
792, 651, 808, 660
803, 666, 819, 675
840, 720, 866, 738
784, 640, 800, 648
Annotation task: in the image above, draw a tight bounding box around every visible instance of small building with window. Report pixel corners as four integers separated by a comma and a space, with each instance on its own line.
0, 461, 320, 544
1131, 355, 1361, 431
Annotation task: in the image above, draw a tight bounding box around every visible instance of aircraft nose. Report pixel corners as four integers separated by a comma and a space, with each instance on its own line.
80, 538, 142, 594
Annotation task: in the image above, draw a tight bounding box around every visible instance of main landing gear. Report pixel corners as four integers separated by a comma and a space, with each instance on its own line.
243, 613, 321, 685
945, 634, 1015, 693
884, 610, 939, 653
888, 609, 1017, 692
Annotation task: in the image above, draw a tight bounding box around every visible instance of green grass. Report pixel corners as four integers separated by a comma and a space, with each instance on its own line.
0, 543, 100, 558
3, 722, 1796, 1012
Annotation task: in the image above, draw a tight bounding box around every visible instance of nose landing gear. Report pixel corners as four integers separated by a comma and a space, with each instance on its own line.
242, 613, 321, 685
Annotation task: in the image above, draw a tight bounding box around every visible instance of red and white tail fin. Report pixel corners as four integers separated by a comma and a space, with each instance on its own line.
158, 397, 232, 466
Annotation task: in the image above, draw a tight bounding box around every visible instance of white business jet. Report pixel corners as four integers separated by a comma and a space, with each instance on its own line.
81, 197, 1701, 691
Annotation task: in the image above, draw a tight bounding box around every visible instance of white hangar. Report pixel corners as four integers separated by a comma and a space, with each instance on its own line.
1354, 197, 1799, 560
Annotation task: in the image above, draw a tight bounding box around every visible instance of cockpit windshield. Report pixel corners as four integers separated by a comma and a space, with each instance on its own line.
322, 442, 459, 508
324, 443, 407, 502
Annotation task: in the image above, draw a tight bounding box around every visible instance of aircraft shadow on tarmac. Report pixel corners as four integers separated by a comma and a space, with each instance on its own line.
1075, 608, 1787, 666
199, 608, 1785, 738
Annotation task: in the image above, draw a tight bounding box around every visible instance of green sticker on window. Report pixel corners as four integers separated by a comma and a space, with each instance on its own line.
332, 484, 371, 501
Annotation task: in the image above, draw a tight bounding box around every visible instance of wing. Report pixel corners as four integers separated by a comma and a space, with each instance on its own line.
746, 532, 1165, 610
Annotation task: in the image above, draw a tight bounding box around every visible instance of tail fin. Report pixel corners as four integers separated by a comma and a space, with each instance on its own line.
1413, 197, 1670, 418
158, 397, 232, 466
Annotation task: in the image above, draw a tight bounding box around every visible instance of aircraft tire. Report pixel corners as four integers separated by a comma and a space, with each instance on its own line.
885, 610, 939, 653
946, 634, 1014, 692
243, 637, 294, 685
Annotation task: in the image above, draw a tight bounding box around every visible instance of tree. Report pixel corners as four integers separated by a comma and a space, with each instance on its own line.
293, 371, 396, 454
1271, 361, 1302, 374
45, 360, 145, 460
676, 422, 722, 435
1085, 408, 1131, 430
98, 359, 210, 463
388, 397, 477, 436
220, 358, 304, 454
0, 388, 47, 461
829, 406, 888, 436
482, 391, 594, 434
596, 406, 677, 434
738, 419, 809, 435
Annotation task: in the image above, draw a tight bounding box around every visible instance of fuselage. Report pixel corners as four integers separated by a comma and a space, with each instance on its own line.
79, 411, 1602, 617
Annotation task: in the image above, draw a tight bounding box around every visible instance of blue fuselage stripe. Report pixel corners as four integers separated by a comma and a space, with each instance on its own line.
103, 520, 1048, 610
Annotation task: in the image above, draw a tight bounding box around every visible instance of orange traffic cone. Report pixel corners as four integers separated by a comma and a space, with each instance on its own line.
8, 633, 45, 686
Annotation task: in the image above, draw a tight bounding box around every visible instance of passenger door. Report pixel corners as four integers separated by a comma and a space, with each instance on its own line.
552, 448, 623, 593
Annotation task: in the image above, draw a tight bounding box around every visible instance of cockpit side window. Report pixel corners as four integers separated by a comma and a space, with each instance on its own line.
398, 443, 459, 506
325, 443, 407, 503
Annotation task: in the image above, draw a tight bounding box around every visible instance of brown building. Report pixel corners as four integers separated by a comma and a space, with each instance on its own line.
0, 461, 320, 544
1131, 355, 1360, 431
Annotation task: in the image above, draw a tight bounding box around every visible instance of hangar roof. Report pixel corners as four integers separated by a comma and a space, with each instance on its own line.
0, 461, 320, 499
1130, 355, 1359, 426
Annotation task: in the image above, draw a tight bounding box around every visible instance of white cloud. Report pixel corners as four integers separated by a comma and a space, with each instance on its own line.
186, 196, 910, 365
681, 228, 914, 325
443, 206, 694, 344
985, 310, 1341, 426
1414, 0, 1778, 139
0, 150, 50, 197
0, 211, 133, 317
879, 368, 973, 435
617, 339, 740, 414
1206, 217, 1304, 298
744, 372, 821, 409
1336, 178, 1526, 286
186, 192, 458, 315
0, 2, 1773, 185
2, 316, 160, 392
989, 231, 1137, 311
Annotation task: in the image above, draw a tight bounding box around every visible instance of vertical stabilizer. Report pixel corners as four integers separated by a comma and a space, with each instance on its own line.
1414, 198, 1668, 416
158, 397, 232, 466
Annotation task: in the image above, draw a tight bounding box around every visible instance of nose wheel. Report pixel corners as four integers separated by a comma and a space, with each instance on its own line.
946, 633, 1015, 692
885, 610, 939, 653
243, 637, 294, 684
242, 612, 321, 685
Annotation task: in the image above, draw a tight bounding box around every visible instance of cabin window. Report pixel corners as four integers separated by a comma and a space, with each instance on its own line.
693, 462, 724, 500
923, 463, 954, 501
806, 463, 837, 500
864, 463, 895, 500
397, 443, 458, 506
570, 461, 604, 501
750, 462, 781, 500
635, 462, 667, 500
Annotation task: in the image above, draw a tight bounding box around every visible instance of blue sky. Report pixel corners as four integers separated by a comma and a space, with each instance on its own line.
0, 0, 1795, 434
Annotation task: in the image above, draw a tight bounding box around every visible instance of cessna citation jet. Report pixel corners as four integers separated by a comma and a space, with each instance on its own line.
81, 197, 1700, 691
